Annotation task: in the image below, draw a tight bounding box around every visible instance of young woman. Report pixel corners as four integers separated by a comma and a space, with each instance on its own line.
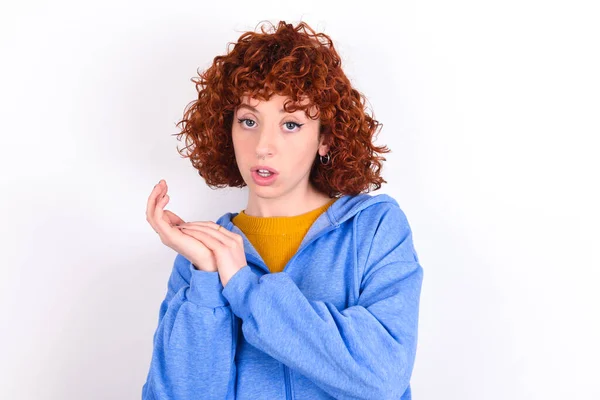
143, 21, 424, 400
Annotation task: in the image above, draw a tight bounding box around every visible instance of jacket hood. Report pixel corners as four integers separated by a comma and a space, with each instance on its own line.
215, 192, 399, 269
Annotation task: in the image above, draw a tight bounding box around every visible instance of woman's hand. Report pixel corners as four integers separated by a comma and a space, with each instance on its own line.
175, 221, 248, 288
145, 179, 217, 272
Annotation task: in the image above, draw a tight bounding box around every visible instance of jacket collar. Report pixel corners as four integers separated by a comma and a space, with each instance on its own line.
215, 193, 398, 272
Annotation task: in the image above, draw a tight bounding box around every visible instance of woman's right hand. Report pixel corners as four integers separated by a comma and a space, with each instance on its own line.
145, 179, 218, 272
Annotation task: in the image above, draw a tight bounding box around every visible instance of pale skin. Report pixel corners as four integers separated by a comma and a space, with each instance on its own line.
176, 224, 246, 287
146, 179, 247, 287
234, 94, 332, 217
147, 94, 332, 287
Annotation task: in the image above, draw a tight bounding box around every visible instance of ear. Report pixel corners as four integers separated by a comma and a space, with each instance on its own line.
318, 134, 330, 156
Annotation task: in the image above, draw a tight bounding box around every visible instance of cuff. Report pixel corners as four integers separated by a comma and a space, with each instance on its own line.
186, 261, 229, 307
221, 265, 259, 320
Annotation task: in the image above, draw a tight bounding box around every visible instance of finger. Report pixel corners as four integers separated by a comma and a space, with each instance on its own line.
177, 222, 236, 240
180, 226, 230, 246
164, 210, 185, 226
145, 181, 163, 219
180, 228, 222, 250
177, 221, 220, 229
146, 180, 165, 231
154, 192, 172, 232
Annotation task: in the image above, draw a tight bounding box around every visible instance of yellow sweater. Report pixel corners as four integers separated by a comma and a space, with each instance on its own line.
232, 197, 339, 273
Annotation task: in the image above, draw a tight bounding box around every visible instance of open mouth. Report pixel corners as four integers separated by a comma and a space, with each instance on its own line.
252, 170, 278, 185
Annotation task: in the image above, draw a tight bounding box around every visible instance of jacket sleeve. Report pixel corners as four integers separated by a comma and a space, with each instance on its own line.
141, 254, 238, 400
221, 202, 423, 400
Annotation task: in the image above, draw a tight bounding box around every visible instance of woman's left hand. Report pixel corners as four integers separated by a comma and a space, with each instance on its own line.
176, 221, 247, 287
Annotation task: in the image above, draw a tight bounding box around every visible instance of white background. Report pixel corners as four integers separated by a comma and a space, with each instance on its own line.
1, 0, 598, 399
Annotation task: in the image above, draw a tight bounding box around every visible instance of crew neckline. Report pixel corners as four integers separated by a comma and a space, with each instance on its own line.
232, 197, 339, 235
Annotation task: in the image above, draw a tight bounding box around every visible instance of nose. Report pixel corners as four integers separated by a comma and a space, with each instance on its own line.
255, 123, 278, 157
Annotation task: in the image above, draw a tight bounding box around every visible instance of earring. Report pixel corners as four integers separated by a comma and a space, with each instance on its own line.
319, 152, 331, 165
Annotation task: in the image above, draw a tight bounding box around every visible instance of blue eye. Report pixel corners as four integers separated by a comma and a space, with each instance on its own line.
284, 121, 304, 131
237, 118, 256, 128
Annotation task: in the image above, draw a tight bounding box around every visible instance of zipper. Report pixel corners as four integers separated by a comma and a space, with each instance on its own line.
283, 364, 292, 399
228, 220, 340, 399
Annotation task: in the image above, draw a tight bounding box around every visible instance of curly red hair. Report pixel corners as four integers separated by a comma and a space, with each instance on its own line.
173, 20, 391, 198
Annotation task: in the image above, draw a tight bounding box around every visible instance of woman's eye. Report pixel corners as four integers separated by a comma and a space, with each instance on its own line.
284, 122, 302, 131
238, 118, 255, 128
285, 122, 300, 130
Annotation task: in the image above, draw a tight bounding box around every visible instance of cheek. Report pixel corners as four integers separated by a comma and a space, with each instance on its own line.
290, 146, 317, 168
231, 133, 247, 154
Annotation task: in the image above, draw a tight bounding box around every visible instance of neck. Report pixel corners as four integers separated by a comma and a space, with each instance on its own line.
244, 185, 332, 217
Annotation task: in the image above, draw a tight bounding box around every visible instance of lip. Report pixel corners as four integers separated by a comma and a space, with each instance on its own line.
251, 170, 278, 186
251, 165, 279, 174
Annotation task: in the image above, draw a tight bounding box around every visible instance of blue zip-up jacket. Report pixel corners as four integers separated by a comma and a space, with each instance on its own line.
142, 192, 423, 399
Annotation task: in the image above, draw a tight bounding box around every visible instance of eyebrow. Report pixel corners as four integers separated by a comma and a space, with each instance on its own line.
237, 104, 300, 114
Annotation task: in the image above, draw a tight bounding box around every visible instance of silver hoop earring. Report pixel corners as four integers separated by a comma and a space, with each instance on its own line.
319, 152, 331, 165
